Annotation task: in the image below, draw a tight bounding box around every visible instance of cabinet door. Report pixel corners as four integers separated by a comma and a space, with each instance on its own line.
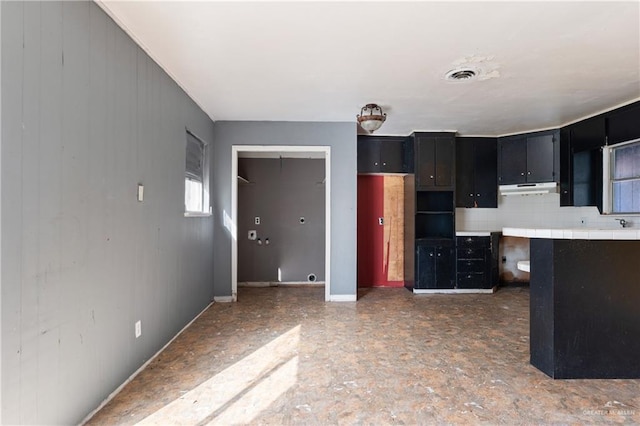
570, 116, 605, 212
571, 115, 605, 151
526, 134, 555, 182
474, 139, 498, 208
559, 127, 572, 206
435, 247, 455, 288
379, 138, 404, 173
415, 136, 436, 188
435, 136, 454, 187
415, 244, 436, 289
357, 137, 381, 173
499, 137, 527, 184
607, 103, 640, 145
455, 138, 475, 207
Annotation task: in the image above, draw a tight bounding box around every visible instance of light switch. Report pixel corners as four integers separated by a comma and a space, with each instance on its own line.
255, 217, 261, 225
137, 184, 144, 202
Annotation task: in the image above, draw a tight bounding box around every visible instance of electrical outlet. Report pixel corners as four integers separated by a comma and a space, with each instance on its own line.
248, 230, 257, 240
135, 320, 142, 338
255, 217, 260, 225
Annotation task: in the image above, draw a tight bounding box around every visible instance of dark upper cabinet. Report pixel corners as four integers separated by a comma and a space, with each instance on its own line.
559, 103, 640, 211
498, 136, 528, 184
560, 115, 605, 210
414, 133, 455, 189
357, 136, 405, 173
456, 137, 497, 208
607, 102, 640, 145
571, 115, 606, 151
559, 127, 572, 206
527, 134, 555, 182
498, 131, 557, 185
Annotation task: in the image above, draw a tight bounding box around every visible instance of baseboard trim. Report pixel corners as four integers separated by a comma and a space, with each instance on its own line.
214, 295, 235, 302
238, 281, 325, 287
238, 281, 275, 287
80, 301, 213, 425
329, 294, 357, 302
413, 287, 496, 295
278, 281, 325, 287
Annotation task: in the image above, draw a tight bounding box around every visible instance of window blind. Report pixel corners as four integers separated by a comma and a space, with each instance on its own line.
186, 132, 205, 182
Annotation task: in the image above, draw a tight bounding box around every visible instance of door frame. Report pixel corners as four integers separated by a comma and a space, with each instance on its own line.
231, 145, 331, 301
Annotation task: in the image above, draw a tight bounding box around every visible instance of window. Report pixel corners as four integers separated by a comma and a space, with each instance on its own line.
185, 130, 209, 215
604, 139, 640, 214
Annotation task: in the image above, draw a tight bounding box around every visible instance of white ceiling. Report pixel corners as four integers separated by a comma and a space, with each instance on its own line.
98, 1, 640, 137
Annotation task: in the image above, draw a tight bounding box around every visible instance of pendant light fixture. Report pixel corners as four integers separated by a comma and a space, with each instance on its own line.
357, 103, 387, 133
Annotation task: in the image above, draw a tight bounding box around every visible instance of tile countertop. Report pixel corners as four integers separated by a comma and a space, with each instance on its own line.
502, 227, 640, 240
456, 231, 500, 237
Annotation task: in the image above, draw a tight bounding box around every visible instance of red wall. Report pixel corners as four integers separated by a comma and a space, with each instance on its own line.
357, 175, 404, 287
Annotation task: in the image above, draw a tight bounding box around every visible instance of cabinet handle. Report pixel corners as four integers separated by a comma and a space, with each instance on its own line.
437, 253, 441, 257
476, 193, 480, 197
382, 162, 387, 166
429, 253, 434, 257
520, 172, 525, 176
527, 171, 531, 175
374, 162, 378, 166
430, 175, 434, 179
469, 193, 473, 197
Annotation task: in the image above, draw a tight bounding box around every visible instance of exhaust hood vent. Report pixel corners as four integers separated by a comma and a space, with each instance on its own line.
499, 182, 558, 196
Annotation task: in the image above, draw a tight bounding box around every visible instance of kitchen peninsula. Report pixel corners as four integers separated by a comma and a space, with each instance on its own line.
503, 227, 640, 379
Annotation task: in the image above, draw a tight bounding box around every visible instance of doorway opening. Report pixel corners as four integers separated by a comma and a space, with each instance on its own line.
231, 146, 331, 301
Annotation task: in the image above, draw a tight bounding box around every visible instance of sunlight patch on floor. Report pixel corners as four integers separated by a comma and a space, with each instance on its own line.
137, 325, 301, 425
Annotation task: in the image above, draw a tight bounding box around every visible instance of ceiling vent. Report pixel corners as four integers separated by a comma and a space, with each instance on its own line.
445, 68, 477, 81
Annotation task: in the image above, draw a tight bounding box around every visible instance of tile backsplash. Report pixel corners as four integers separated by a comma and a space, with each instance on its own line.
456, 193, 638, 231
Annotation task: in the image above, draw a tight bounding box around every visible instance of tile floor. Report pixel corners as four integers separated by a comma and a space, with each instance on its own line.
86, 286, 640, 425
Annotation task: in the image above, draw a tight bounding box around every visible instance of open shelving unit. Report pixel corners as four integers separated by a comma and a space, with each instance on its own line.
415, 191, 455, 240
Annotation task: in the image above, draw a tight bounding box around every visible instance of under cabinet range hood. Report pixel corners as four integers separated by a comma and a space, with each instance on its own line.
499, 182, 558, 196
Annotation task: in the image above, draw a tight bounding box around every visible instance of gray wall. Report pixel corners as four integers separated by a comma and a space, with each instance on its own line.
238, 158, 325, 283
212, 122, 357, 298
1, 2, 215, 424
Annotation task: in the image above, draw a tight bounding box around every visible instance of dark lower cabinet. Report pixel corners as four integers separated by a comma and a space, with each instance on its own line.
415, 240, 454, 289
455, 234, 499, 289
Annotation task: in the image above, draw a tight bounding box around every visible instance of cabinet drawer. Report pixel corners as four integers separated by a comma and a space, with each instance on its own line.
457, 247, 485, 260
457, 259, 486, 273
457, 236, 490, 248
457, 273, 487, 289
